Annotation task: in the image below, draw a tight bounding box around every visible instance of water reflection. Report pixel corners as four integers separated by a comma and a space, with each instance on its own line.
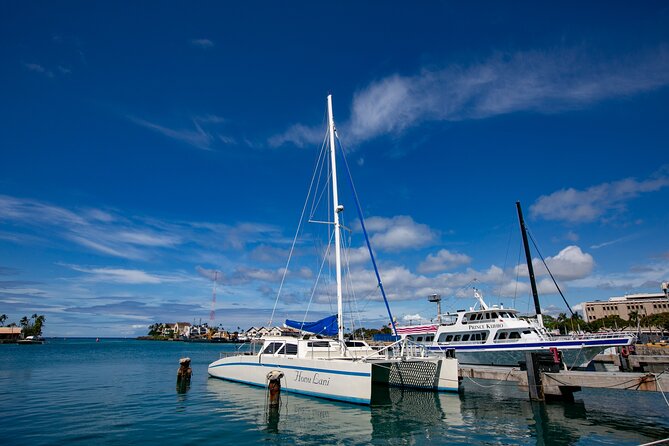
207, 377, 669, 445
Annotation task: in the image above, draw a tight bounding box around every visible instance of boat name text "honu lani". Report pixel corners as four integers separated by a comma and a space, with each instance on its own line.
294, 371, 331, 386
468, 323, 504, 330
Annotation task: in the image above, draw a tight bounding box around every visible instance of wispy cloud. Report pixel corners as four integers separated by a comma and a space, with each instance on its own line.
128, 114, 239, 150
190, 38, 214, 49
268, 123, 325, 148
64, 265, 182, 284
23, 62, 54, 78
270, 46, 669, 147
530, 169, 669, 224
129, 116, 214, 150
0, 195, 286, 261
590, 234, 638, 250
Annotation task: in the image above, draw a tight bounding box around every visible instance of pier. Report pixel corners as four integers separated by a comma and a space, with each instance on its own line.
459, 357, 669, 402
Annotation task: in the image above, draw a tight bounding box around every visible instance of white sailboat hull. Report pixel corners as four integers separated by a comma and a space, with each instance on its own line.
208, 354, 373, 404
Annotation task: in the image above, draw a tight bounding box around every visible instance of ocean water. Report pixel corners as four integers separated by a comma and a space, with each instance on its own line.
1, 338, 668, 445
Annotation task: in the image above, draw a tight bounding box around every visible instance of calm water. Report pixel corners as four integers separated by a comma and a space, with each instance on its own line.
2, 339, 668, 445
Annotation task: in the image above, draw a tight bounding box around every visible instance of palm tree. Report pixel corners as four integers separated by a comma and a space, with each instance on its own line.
556, 313, 568, 335
33, 315, 45, 336
0, 314, 7, 326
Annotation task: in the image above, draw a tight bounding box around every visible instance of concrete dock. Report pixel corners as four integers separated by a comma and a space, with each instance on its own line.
459, 363, 669, 401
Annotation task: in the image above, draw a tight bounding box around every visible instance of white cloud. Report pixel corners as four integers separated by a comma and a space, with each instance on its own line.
418, 249, 471, 273
190, 38, 214, 48
364, 215, 437, 251
530, 172, 669, 223
516, 245, 594, 281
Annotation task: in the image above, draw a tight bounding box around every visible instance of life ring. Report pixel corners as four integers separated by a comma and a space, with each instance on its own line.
621, 346, 629, 357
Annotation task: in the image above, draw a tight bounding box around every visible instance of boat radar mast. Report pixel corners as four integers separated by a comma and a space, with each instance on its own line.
428, 294, 442, 323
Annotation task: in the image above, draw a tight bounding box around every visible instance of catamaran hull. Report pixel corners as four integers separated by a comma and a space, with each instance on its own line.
208, 355, 373, 404
428, 337, 633, 368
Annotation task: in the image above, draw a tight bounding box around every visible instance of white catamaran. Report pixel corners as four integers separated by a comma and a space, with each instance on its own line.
396, 202, 635, 369
208, 95, 460, 404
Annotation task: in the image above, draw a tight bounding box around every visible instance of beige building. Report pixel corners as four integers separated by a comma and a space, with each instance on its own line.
0, 326, 22, 343
583, 283, 669, 322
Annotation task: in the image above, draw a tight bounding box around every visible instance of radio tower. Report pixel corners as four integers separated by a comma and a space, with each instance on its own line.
209, 271, 218, 325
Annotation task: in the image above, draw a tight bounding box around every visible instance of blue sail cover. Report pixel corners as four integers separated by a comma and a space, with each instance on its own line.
285, 315, 338, 336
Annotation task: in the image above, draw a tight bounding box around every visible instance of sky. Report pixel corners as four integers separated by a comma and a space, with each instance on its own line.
1, 1, 668, 337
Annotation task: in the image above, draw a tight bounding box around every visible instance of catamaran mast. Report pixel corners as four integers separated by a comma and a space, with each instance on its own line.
327, 95, 345, 343
516, 201, 543, 327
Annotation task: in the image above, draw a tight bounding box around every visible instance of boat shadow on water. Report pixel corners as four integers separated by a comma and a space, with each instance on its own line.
207, 377, 669, 445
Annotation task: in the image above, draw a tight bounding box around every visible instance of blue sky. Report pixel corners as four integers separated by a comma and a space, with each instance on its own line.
1, 1, 668, 336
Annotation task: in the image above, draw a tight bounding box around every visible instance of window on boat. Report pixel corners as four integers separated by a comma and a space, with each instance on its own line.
481, 332, 488, 341
523, 330, 531, 335
509, 332, 521, 340
416, 336, 423, 342
307, 341, 332, 348
437, 334, 454, 342
474, 313, 483, 321
497, 332, 507, 340
484, 313, 490, 320
262, 342, 285, 355
453, 335, 461, 342
426, 335, 434, 342
490, 312, 498, 319
471, 333, 480, 341
461, 334, 470, 342
345, 341, 366, 347
285, 343, 298, 355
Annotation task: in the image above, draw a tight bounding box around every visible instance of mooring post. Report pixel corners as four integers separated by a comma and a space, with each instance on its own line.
176, 357, 192, 392
266, 370, 284, 407
525, 352, 544, 401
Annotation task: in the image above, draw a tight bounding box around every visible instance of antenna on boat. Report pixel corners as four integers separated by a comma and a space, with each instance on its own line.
210, 271, 218, 326
473, 288, 489, 311
516, 201, 543, 328
428, 294, 442, 323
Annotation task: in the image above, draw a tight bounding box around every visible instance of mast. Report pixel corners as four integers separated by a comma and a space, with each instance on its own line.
516, 201, 543, 327
327, 95, 345, 343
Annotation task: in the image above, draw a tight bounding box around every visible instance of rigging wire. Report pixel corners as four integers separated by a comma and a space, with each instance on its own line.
268, 126, 330, 326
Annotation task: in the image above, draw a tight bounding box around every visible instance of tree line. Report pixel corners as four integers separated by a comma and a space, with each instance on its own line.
0, 313, 46, 337
541, 311, 669, 334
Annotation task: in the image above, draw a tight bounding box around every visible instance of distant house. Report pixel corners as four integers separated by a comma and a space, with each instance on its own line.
244, 326, 299, 339
0, 327, 21, 343
188, 324, 209, 338
246, 326, 263, 338
160, 322, 192, 338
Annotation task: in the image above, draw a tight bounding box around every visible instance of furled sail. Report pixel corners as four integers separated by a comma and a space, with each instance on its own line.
284, 315, 338, 336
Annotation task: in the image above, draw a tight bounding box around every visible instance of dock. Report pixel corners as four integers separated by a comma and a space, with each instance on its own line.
459, 353, 669, 401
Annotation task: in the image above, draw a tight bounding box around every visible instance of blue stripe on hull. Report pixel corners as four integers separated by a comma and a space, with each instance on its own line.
428, 338, 630, 352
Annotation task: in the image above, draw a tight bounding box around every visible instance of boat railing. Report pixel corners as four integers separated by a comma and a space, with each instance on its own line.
361, 337, 435, 360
